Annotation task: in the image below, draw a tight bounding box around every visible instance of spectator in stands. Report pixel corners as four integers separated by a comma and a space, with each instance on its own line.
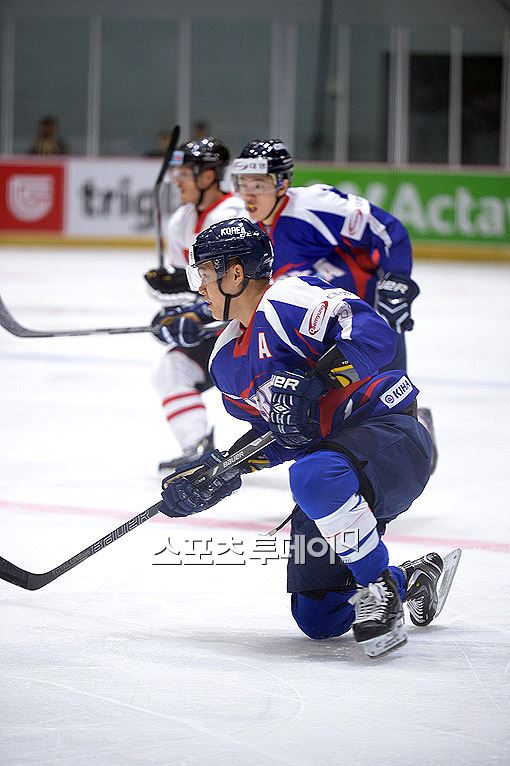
190, 120, 211, 141
145, 129, 174, 157
29, 116, 68, 155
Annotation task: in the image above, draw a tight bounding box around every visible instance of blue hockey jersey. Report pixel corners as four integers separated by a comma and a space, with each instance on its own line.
209, 276, 419, 467
259, 185, 412, 305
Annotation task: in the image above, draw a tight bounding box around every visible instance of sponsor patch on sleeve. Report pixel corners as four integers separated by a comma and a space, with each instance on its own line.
340, 195, 370, 241
379, 375, 414, 409
299, 299, 330, 341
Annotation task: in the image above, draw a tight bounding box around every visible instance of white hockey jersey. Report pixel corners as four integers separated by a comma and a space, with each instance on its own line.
165, 193, 247, 269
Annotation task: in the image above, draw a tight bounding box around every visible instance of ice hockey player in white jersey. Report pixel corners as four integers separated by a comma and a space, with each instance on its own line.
144, 137, 246, 470
231, 139, 438, 471
158, 218, 460, 658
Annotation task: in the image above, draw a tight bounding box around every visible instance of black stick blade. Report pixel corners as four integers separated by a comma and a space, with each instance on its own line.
0, 556, 33, 589
0, 502, 163, 591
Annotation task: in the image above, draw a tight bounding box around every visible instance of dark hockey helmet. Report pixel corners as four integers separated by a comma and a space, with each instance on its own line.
234, 139, 293, 184
170, 136, 230, 181
187, 218, 274, 290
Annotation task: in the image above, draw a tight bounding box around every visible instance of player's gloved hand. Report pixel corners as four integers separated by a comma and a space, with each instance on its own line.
160, 450, 242, 517
268, 370, 325, 448
144, 266, 191, 294
374, 272, 420, 333
151, 303, 211, 347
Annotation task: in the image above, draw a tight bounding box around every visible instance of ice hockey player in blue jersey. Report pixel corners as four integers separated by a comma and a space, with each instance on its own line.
158, 218, 459, 658
230, 139, 438, 471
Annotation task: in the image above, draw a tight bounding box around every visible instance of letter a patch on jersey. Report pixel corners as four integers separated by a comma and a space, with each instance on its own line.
258, 332, 272, 359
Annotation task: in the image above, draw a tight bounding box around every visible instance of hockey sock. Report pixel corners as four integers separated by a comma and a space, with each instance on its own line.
161, 389, 208, 451
345, 538, 389, 587
388, 565, 407, 600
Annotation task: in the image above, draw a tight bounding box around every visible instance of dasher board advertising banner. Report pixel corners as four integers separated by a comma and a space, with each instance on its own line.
66, 157, 163, 237
0, 161, 65, 232
0, 156, 177, 241
1, 156, 508, 259
293, 166, 510, 253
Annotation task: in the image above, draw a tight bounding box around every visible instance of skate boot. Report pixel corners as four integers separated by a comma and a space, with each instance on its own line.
417, 406, 438, 473
401, 549, 461, 626
349, 569, 406, 658
158, 429, 215, 472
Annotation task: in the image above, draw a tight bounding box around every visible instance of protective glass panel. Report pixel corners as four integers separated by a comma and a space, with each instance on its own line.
101, 18, 178, 156
462, 28, 503, 166
190, 21, 271, 156
409, 26, 450, 164
294, 23, 336, 160
13, 17, 88, 155
348, 24, 390, 162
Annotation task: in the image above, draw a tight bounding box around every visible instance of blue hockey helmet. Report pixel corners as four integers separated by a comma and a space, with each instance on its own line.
187, 218, 274, 291
232, 139, 293, 186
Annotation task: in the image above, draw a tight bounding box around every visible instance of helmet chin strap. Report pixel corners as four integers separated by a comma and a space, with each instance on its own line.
218, 277, 250, 321
195, 172, 218, 209
262, 187, 287, 225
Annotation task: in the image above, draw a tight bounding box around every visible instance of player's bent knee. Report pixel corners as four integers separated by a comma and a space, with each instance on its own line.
289, 451, 359, 520
291, 591, 355, 640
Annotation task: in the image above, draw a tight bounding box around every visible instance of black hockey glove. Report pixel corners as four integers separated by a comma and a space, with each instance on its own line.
144, 266, 191, 294
268, 370, 326, 448
374, 272, 420, 333
152, 303, 212, 347
160, 450, 242, 517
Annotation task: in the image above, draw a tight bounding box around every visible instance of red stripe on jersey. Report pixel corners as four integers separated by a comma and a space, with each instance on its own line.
238, 371, 268, 399
195, 193, 233, 234
166, 403, 205, 421
318, 377, 369, 436
162, 390, 199, 407
223, 395, 260, 416
294, 329, 321, 358
234, 286, 270, 358
272, 260, 308, 281
336, 244, 373, 299
359, 375, 391, 406
257, 194, 290, 240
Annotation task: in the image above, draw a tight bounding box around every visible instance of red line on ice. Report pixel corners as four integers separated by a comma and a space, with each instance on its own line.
1, 498, 510, 553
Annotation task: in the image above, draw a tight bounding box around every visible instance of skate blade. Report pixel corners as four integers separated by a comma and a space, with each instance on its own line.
359, 619, 407, 658
435, 548, 462, 618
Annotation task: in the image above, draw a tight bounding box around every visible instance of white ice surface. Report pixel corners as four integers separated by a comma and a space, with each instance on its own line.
1, 248, 509, 765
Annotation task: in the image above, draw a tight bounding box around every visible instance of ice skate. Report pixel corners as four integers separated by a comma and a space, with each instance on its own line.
417, 406, 438, 473
401, 549, 461, 626
349, 569, 406, 658
158, 429, 214, 472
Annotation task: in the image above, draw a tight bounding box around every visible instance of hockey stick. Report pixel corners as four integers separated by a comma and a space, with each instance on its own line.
154, 125, 180, 269
0, 431, 276, 591
0, 293, 226, 339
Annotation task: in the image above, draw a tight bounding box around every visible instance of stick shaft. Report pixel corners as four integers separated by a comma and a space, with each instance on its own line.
0, 432, 275, 591
154, 125, 180, 269
0, 293, 225, 339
